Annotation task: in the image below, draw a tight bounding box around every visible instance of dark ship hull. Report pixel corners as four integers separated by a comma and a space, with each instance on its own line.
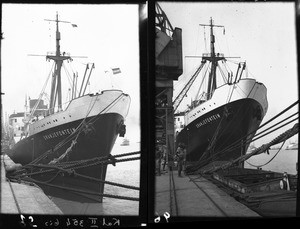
176, 98, 264, 163
175, 78, 268, 166
7, 91, 130, 202
8, 113, 122, 165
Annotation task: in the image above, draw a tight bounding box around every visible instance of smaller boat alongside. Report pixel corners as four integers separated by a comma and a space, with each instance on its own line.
212, 167, 297, 217
247, 144, 257, 153
120, 138, 130, 146
285, 141, 298, 150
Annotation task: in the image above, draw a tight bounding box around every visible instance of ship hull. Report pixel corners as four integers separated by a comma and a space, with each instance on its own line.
8, 113, 122, 166
176, 98, 264, 163
6, 90, 130, 202
7, 113, 123, 202
175, 78, 268, 166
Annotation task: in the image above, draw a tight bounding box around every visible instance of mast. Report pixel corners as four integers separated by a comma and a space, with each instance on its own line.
200, 18, 225, 100
45, 13, 72, 114
207, 18, 216, 100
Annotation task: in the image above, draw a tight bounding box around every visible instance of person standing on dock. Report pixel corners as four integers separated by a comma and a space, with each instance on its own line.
280, 172, 290, 191
161, 145, 167, 172
156, 145, 163, 176
175, 143, 186, 177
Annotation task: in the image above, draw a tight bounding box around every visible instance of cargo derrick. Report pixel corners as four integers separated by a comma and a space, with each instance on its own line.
155, 3, 182, 169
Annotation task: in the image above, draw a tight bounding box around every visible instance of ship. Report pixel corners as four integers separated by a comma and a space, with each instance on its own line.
247, 144, 257, 153
175, 18, 268, 167
120, 137, 130, 146
6, 13, 131, 203
270, 145, 282, 150
286, 141, 298, 150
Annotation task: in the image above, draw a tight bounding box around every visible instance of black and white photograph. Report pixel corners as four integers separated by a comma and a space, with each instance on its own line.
1, 3, 142, 224
155, 1, 298, 219
1, 1, 299, 227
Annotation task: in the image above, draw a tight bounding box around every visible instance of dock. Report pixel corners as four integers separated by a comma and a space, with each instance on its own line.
155, 170, 260, 217
1, 154, 63, 214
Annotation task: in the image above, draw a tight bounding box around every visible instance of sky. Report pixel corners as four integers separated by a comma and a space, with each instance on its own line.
159, 1, 299, 147
1, 4, 141, 142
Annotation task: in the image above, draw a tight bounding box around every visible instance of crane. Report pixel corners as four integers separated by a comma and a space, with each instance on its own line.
173, 60, 206, 113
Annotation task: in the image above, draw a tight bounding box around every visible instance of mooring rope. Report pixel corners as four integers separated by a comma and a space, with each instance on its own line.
7, 151, 141, 201
217, 100, 298, 156
186, 122, 298, 175
17, 177, 139, 202
208, 123, 298, 174
202, 101, 299, 166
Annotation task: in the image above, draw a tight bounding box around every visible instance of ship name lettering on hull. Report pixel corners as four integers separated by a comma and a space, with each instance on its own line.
43, 127, 76, 140
195, 113, 221, 128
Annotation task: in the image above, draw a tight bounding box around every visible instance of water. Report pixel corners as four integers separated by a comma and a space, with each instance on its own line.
51, 141, 140, 215
244, 149, 298, 175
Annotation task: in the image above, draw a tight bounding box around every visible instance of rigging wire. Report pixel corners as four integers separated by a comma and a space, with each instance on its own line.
194, 63, 210, 101
259, 100, 298, 129
253, 111, 299, 140
213, 100, 254, 153
225, 84, 234, 104
226, 59, 254, 81
217, 65, 228, 84
173, 63, 201, 106
51, 93, 102, 153
221, 109, 298, 156
173, 62, 206, 112
62, 63, 74, 89
199, 107, 228, 164
216, 113, 298, 159
29, 62, 55, 119
245, 67, 256, 79
235, 83, 248, 98
226, 59, 240, 65
223, 60, 234, 78
251, 116, 298, 143
174, 25, 205, 104
173, 63, 190, 91
28, 92, 125, 166
68, 59, 77, 75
